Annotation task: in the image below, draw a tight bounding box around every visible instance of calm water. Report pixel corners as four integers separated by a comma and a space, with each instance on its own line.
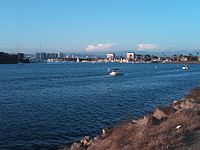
0, 63, 200, 149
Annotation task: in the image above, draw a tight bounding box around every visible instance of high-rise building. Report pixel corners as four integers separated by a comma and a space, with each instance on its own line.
126, 52, 135, 61
36, 52, 46, 60
106, 53, 115, 61
47, 53, 57, 59
57, 52, 64, 59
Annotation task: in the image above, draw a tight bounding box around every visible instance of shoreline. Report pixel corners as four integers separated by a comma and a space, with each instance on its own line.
63, 87, 200, 150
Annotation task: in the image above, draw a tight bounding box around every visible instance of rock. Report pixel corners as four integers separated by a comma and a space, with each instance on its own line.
181, 99, 200, 110
173, 100, 179, 104
172, 100, 182, 110
93, 136, 100, 141
131, 120, 137, 124
147, 115, 162, 126
180, 87, 200, 110
134, 115, 150, 127
69, 142, 81, 150
102, 128, 110, 138
80, 136, 92, 146
184, 88, 200, 102
176, 125, 182, 129
153, 107, 175, 120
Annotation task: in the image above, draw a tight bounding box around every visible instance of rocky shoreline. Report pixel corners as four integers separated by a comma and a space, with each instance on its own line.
63, 87, 200, 150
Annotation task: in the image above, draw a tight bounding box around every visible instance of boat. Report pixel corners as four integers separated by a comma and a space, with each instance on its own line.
108, 68, 123, 76
76, 57, 80, 63
182, 65, 189, 70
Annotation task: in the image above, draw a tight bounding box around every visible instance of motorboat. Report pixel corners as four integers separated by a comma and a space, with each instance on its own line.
182, 65, 189, 70
108, 68, 123, 76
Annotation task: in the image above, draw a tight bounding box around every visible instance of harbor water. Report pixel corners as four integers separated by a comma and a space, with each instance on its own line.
0, 63, 200, 149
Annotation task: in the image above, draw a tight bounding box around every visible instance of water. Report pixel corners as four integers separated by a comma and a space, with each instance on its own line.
0, 63, 199, 149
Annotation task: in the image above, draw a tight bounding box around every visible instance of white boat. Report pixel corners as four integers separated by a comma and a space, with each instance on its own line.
76, 57, 80, 63
182, 65, 189, 70
109, 68, 123, 76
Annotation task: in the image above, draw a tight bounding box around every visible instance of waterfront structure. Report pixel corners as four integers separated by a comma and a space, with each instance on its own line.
57, 52, 64, 59
47, 53, 57, 59
32, 51, 200, 63
17, 53, 24, 60
126, 52, 135, 61
106, 53, 115, 61
36, 52, 46, 60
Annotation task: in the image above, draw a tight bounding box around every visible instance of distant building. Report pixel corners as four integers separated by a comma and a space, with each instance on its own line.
47, 53, 57, 59
180, 56, 189, 62
65, 54, 69, 58
36, 52, 46, 60
198, 56, 200, 62
126, 52, 135, 61
106, 53, 115, 61
17, 53, 24, 60
57, 52, 64, 59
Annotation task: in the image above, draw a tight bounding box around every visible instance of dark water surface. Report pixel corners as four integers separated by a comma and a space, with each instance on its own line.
0, 63, 200, 149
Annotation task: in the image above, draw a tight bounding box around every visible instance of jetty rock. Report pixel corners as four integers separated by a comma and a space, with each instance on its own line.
153, 106, 176, 120
65, 87, 200, 150
181, 88, 200, 110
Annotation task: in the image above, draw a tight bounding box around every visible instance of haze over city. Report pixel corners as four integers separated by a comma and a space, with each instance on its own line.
0, 0, 200, 54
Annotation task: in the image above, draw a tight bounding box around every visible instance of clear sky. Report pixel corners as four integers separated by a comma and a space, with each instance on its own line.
0, 0, 200, 53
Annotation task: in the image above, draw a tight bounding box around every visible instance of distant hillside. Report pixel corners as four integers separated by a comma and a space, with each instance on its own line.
0, 52, 30, 64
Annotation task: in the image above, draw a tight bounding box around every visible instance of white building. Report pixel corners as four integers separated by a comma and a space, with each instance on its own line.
106, 53, 115, 61
126, 52, 135, 61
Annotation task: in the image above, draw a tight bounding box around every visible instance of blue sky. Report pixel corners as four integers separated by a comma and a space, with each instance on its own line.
0, 0, 200, 53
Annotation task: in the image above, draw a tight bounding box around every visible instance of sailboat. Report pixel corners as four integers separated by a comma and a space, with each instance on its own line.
76, 57, 80, 63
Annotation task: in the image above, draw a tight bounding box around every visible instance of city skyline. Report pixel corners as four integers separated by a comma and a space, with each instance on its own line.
0, 0, 200, 53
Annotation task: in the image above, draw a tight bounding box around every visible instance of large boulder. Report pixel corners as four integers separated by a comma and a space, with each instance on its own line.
147, 115, 162, 126
153, 107, 175, 120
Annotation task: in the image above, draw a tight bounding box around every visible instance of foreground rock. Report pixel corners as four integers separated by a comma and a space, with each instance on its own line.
65, 87, 200, 150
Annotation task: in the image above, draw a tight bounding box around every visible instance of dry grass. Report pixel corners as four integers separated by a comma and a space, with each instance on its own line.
185, 87, 200, 102
100, 109, 200, 149
68, 87, 200, 150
